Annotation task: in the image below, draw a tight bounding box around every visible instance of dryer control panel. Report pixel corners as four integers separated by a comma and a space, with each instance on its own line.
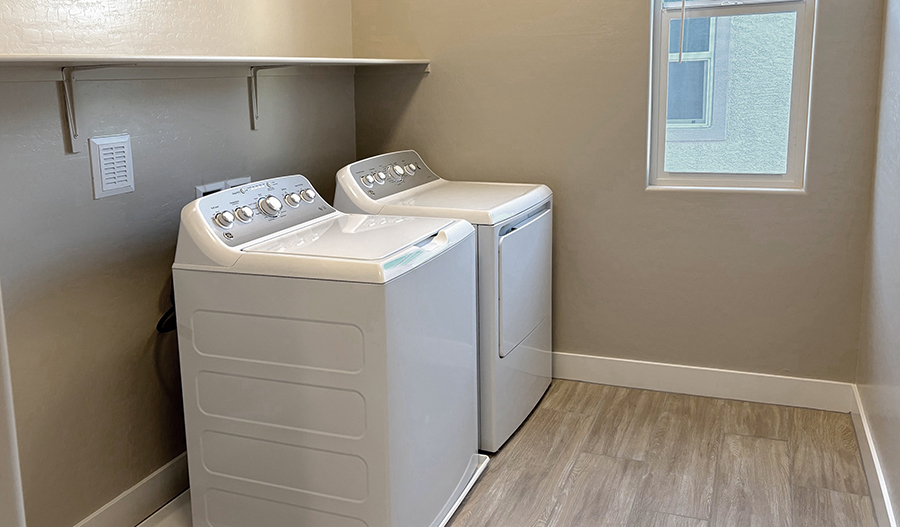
345, 150, 440, 201
196, 175, 335, 247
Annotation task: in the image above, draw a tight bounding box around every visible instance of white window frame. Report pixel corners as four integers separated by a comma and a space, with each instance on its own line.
648, 0, 816, 191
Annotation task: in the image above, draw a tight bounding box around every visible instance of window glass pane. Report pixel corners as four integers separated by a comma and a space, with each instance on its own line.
668, 18, 711, 53
664, 11, 797, 175
667, 61, 707, 120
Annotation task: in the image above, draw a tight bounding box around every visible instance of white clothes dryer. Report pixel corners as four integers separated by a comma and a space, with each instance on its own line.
173, 175, 488, 527
335, 151, 553, 452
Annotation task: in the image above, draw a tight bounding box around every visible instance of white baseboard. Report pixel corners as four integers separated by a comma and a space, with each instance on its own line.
852, 386, 897, 527
552, 351, 856, 412
72, 453, 189, 527
552, 352, 895, 527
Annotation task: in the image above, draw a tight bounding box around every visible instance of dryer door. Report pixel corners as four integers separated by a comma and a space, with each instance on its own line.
498, 203, 552, 358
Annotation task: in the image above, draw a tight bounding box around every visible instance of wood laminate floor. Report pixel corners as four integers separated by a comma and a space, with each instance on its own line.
448, 380, 877, 527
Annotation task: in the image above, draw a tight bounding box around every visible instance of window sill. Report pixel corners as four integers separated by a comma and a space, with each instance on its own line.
646, 185, 807, 195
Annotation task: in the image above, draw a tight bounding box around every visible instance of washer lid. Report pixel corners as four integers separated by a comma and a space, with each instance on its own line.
379, 180, 552, 225
244, 214, 454, 261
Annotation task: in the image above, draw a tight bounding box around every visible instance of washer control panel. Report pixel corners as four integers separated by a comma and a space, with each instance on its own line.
196, 175, 334, 247
346, 151, 440, 200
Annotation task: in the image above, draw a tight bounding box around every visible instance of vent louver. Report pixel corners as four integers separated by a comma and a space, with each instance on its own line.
89, 135, 135, 199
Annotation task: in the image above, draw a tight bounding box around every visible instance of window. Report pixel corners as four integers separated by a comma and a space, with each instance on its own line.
649, 0, 815, 190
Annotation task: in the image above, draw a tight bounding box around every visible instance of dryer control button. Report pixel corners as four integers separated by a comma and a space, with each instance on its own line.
258, 195, 283, 217
214, 210, 235, 229
284, 192, 302, 207
234, 206, 254, 223
300, 189, 317, 202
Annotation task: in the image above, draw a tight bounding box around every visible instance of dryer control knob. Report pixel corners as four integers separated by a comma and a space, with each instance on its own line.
258, 195, 283, 217
405, 164, 417, 174
234, 206, 254, 223
214, 210, 235, 229
284, 192, 302, 207
300, 189, 317, 203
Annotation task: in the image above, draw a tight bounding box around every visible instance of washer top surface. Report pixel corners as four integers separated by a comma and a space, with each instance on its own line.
336, 150, 552, 225
173, 174, 474, 284
245, 214, 454, 261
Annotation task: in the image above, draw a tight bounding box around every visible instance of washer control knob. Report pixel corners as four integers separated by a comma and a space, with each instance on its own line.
300, 189, 317, 203
258, 195, 283, 217
390, 165, 406, 180
214, 210, 235, 229
405, 164, 417, 174
361, 175, 374, 188
284, 192, 302, 207
374, 171, 387, 183
234, 206, 254, 223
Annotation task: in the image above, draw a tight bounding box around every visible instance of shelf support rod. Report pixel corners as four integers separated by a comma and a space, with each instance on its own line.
250, 65, 291, 130
61, 64, 132, 153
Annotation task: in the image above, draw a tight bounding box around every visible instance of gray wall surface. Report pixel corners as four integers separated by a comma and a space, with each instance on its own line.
352, 0, 883, 381
0, 68, 357, 527
0, 283, 25, 527
858, 0, 900, 514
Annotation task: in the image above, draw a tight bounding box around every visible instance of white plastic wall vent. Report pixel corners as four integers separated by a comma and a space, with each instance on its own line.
89, 135, 135, 199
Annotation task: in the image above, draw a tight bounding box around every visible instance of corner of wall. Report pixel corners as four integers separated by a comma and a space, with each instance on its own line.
0, 281, 26, 527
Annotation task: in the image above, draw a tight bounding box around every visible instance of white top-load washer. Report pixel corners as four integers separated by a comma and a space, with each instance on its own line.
173, 175, 488, 527
335, 151, 553, 452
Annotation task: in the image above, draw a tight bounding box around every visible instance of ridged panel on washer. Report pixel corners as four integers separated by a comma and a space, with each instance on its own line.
201, 432, 368, 501
192, 311, 364, 372
196, 372, 366, 437
205, 490, 367, 527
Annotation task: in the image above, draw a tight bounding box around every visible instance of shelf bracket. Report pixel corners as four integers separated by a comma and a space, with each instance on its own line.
250, 65, 291, 130
61, 64, 131, 153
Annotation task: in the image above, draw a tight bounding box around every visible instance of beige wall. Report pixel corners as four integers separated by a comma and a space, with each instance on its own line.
0, 0, 352, 57
858, 0, 900, 514
0, 67, 357, 527
353, 0, 883, 381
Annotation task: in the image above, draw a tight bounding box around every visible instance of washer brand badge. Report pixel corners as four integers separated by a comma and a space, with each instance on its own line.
223, 232, 234, 240
367, 189, 376, 196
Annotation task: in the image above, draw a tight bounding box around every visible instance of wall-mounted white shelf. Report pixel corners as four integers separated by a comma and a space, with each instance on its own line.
0, 55, 430, 150
0, 54, 430, 68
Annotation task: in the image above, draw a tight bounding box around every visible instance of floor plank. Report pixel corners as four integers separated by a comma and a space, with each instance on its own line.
721, 399, 792, 441
793, 486, 877, 527
791, 408, 869, 496
582, 387, 668, 461
540, 379, 611, 416
636, 394, 725, 520
628, 511, 709, 527
710, 434, 791, 527
447, 408, 592, 527
547, 453, 645, 527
